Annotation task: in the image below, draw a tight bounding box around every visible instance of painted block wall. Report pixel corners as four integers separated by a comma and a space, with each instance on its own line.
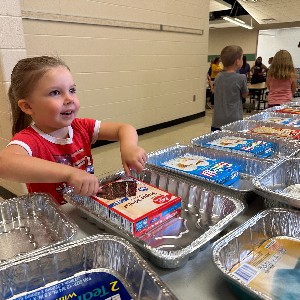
21, 0, 209, 129
0, 0, 28, 195
208, 26, 258, 68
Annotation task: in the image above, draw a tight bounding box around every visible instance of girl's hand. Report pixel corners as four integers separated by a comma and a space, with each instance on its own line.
66, 168, 100, 196
120, 145, 147, 175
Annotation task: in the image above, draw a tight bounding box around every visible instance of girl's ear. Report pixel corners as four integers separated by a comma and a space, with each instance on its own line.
18, 99, 33, 115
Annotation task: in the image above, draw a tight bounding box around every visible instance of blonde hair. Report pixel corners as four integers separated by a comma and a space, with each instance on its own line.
267, 50, 295, 80
8, 56, 70, 135
220, 45, 243, 68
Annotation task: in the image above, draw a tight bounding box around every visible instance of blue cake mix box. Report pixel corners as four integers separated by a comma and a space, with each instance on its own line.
161, 154, 240, 186
203, 136, 275, 158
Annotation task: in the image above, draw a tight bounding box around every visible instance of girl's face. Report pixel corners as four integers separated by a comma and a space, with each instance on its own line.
21, 66, 80, 137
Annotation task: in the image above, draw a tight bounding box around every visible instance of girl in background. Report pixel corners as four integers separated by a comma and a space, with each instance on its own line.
266, 50, 297, 107
2, 56, 147, 204
239, 55, 251, 82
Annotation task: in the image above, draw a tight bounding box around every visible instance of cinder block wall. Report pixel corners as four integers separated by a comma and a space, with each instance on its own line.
21, 0, 209, 128
0, 0, 27, 195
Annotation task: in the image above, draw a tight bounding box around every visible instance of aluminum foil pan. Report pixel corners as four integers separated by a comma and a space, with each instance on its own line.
191, 130, 300, 161
253, 157, 300, 209
221, 120, 300, 140
264, 103, 300, 113
245, 111, 300, 126
147, 144, 273, 201
0, 193, 77, 264
263, 105, 286, 112
284, 101, 300, 108
212, 208, 300, 300
0, 234, 177, 300
64, 168, 246, 268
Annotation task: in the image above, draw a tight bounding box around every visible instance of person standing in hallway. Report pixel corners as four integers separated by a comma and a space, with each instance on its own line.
239, 55, 251, 82
266, 50, 297, 107
211, 45, 249, 131
210, 57, 222, 81
238, 55, 251, 104
250, 56, 267, 84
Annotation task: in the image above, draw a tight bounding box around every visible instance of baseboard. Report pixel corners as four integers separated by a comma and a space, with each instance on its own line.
0, 186, 17, 200
92, 111, 205, 148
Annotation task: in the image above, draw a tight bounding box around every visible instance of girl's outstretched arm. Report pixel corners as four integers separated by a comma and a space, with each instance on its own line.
0, 146, 100, 196
97, 122, 147, 175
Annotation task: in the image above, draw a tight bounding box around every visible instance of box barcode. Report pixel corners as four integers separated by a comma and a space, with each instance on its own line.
233, 263, 259, 283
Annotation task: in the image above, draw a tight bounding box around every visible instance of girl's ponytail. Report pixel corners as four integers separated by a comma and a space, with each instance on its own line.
9, 85, 32, 135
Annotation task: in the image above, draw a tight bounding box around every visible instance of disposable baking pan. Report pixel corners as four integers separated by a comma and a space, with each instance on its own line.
212, 208, 300, 300
0, 234, 177, 300
191, 130, 300, 161
146, 144, 273, 201
0, 193, 77, 264
263, 105, 286, 112
221, 119, 300, 140
264, 104, 300, 114
245, 111, 300, 126
253, 157, 300, 209
64, 168, 246, 268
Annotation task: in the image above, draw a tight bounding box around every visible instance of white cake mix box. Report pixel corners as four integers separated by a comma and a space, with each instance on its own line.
230, 237, 300, 299
91, 178, 181, 237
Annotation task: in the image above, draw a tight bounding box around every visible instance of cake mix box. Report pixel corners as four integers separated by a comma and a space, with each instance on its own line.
91, 178, 181, 237
276, 108, 300, 115
12, 269, 134, 300
249, 126, 300, 140
203, 136, 275, 158
230, 237, 300, 299
160, 154, 240, 186
266, 117, 300, 127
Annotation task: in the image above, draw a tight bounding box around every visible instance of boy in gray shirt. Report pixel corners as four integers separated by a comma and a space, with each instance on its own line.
211, 45, 249, 131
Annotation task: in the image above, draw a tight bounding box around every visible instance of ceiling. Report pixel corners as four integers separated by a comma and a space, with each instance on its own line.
209, 0, 300, 30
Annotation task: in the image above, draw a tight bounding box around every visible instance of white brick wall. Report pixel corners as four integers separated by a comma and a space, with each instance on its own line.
0, 0, 27, 195
21, 0, 209, 129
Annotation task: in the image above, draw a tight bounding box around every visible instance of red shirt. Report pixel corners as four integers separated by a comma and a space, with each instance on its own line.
8, 118, 100, 204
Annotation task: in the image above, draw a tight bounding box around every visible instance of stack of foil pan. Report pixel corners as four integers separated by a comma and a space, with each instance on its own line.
253, 157, 300, 209
264, 102, 300, 113
0, 193, 77, 264
221, 120, 300, 140
212, 208, 300, 299
245, 111, 300, 122
0, 234, 178, 299
191, 130, 300, 161
64, 168, 246, 268
147, 144, 273, 201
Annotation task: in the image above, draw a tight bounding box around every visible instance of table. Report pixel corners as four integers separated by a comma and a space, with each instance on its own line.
60, 196, 266, 300
247, 82, 268, 111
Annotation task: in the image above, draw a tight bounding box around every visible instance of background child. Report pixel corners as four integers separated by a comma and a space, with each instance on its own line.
250, 56, 268, 84
211, 45, 249, 131
266, 50, 297, 107
3, 56, 147, 204
210, 57, 222, 81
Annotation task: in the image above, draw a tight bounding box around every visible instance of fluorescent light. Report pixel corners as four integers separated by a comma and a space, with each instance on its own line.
222, 16, 253, 29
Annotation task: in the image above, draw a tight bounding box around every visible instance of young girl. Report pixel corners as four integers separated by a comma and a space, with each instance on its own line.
2, 56, 147, 204
266, 50, 297, 107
